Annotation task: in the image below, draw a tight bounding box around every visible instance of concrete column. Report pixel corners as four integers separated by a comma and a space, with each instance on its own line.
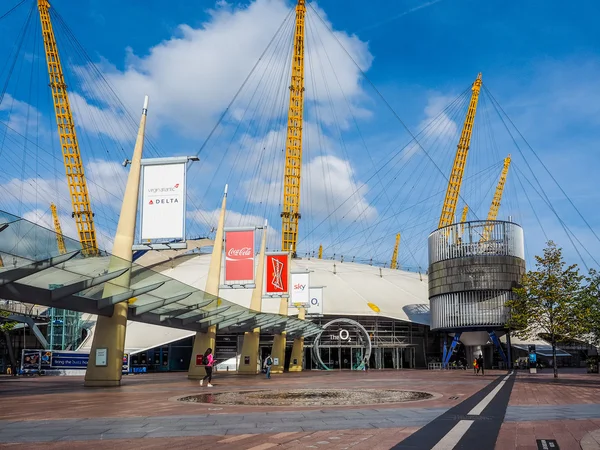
188, 185, 227, 379
238, 221, 267, 375
270, 297, 288, 374
288, 307, 305, 372
84, 96, 149, 387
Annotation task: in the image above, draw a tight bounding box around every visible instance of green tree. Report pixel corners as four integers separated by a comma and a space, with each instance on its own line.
582, 269, 600, 348
506, 241, 587, 378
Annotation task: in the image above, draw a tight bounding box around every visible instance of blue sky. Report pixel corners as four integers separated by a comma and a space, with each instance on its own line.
0, 0, 599, 272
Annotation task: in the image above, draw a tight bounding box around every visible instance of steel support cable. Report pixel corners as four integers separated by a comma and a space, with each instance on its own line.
297, 87, 472, 249
483, 84, 600, 246
303, 17, 338, 253
335, 93, 471, 261
307, 2, 481, 223
512, 164, 597, 269
0, 0, 26, 21
188, 13, 295, 233
50, 8, 163, 159
198, 15, 294, 236
235, 20, 293, 225
483, 84, 595, 269
309, 88, 469, 251
306, 13, 373, 255
323, 162, 502, 255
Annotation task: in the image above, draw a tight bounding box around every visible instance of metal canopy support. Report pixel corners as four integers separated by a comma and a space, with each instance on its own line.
0, 251, 80, 286
132, 292, 193, 315
181, 306, 232, 325
97, 281, 166, 309
4, 314, 49, 348
200, 309, 245, 325
217, 312, 256, 330
50, 268, 129, 300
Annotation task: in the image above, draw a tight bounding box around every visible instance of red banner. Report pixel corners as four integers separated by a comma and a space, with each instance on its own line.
224, 229, 255, 282
265, 253, 289, 294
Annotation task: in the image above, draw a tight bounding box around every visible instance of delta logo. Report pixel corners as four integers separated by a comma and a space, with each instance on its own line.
294, 284, 306, 291
149, 198, 179, 205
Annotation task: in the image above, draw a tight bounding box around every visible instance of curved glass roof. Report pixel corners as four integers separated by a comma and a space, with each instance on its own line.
0, 210, 321, 338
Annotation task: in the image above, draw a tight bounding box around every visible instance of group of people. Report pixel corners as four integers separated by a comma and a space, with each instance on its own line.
198, 348, 274, 387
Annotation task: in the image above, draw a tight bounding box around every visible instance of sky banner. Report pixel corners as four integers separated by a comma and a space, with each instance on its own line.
224, 228, 255, 284
289, 271, 310, 307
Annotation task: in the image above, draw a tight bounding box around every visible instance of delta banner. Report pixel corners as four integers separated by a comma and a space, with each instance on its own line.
224, 228, 255, 284
140, 161, 186, 241
264, 252, 289, 296
289, 271, 310, 307
306, 287, 324, 315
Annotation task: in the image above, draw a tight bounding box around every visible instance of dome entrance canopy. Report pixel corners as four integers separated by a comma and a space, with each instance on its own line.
0, 210, 321, 338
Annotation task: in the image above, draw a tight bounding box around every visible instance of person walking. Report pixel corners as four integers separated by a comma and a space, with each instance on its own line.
264, 354, 273, 379
473, 358, 478, 375
199, 348, 214, 387
477, 355, 484, 376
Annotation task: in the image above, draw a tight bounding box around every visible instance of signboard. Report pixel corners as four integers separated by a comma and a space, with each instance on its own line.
195, 354, 203, 366
224, 228, 255, 284
95, 348, 107, 366
20, 350, 129, 374
307, 287, 324, 315
289, 272, 310, 307
140, 161, 186, 241
265, 252, 289, 296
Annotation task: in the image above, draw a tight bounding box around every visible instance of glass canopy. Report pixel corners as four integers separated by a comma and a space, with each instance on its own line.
0, 210, 321, 338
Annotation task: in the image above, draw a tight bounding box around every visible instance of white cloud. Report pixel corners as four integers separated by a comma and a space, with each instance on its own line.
417, 93, 458, 141
0, 94, 43, 136
76, 0, 373, 137
242, 153, 376, 222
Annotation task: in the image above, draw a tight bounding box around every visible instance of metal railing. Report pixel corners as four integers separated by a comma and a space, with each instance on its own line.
0, 300, 48, 318
428, 220, 524, 265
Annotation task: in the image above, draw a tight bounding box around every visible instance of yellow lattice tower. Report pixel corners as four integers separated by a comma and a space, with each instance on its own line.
38, 1, 98, 255
50, 203, 67, 255
318, 244, 322, 259
438, 73, 483, 230
481, 154, 511, 242
281, 0, 306, 257
390, 233, 401, 269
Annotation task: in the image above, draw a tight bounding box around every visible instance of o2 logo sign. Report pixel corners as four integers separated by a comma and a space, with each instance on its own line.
310, 297, 319, 306
339, 329, 350, 341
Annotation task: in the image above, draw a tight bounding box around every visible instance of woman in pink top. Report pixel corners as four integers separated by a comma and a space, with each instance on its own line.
200, 348, 214, 387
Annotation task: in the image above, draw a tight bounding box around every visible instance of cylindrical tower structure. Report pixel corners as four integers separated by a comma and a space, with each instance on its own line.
428, 220, 525, 368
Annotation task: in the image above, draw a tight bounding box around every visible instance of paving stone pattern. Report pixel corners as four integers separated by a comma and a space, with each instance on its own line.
0, 408, 447, 443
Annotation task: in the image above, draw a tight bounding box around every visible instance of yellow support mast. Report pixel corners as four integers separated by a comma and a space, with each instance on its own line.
38, 1, 98, 255
318, 244, 322, 259
390, 233, 401, 269
459, 205, 469, 238
438, 73, 483, 231
281, 0, 306, 257
481, 155, 511, 242
50, 203, 67, 255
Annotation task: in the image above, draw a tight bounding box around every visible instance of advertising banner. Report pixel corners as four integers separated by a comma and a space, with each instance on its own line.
265, 252, 289, 296
224, 228, 255, 284
289, 272, 310, 307
140, 162, 186, 241
307, 287, 324, 315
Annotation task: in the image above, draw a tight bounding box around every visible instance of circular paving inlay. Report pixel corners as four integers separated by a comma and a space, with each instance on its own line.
178, 389, 433, 406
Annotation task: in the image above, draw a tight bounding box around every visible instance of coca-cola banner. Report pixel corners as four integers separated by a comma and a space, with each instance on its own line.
224, 228, 255, 284
265, 252, 289, 295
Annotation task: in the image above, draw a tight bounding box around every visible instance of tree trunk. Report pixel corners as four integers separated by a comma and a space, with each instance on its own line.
552, 333, 558, 379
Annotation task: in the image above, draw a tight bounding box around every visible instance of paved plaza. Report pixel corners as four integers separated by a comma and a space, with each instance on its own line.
1, 369, 600, 449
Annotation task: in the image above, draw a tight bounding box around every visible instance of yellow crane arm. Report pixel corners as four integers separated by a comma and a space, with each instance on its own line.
38, 0, 97, 255
481, 155, 511, 242
51, 203, 67, 255
390, 233, 401, 269
438, 73, 483, 230
281, 0, 306, 257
